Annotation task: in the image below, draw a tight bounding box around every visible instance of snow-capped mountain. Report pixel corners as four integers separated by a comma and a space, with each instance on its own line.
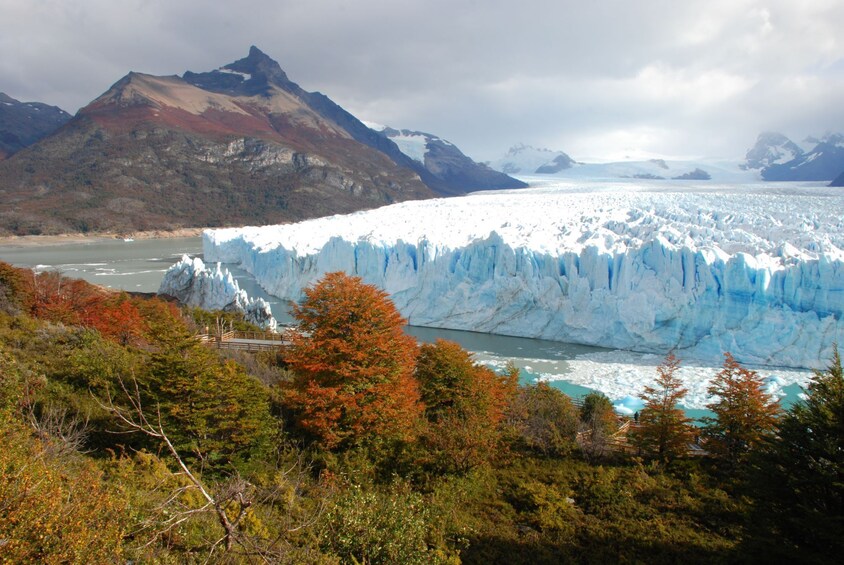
492, 144, 575, 175
537, 159, 756, 183
741, 132, 844, 181
203, 179, 844, 370
492, 145, 757, 182
759, 133, 844, 181
742, 131, 805, 171
368, 125, 527, 196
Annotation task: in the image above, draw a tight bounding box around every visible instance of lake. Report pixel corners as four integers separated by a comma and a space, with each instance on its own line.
0, 236, 812, 417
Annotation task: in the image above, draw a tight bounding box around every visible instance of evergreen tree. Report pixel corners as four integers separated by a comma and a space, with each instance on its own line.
702, 353, 780, 468
139, 303, 275, 469
283, 272, 421, 450
746, 346, 844, 561
577, 391, 618, 461
631, 353, 694, 462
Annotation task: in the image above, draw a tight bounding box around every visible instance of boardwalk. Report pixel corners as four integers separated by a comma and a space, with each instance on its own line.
197, 330, 291, 352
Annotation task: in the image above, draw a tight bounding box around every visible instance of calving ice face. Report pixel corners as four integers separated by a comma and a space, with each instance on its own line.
202, 179, 844, 371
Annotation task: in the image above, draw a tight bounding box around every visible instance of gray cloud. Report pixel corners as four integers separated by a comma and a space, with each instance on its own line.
1, 0, 841, 161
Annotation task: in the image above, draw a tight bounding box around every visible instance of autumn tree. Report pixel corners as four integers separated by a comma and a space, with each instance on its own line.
283, 272, 421, 450
510, 381, 579, 456
415, 339, 518, 472
0, 261, 32, 314
631, 353, 694, 462
745, 346, 844, 561
83, 294, 147, 346
702, 353, 780, 468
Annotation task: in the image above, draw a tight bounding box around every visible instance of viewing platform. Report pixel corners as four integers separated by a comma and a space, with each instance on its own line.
197, 330, 291, 352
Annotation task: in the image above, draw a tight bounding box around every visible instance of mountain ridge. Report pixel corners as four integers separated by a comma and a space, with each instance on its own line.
0, 92, 71, 159
0, 47, 523, 235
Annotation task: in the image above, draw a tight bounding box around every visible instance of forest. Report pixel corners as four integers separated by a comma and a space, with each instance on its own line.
0, 263, 842, 564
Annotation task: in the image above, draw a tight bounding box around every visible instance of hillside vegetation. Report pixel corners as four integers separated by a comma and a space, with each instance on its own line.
0, 263, 841, 563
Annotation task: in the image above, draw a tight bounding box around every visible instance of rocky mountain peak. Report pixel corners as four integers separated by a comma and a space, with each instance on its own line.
183, 46, 295, 97
743, 131, 805, 170
224, 45, 291, 86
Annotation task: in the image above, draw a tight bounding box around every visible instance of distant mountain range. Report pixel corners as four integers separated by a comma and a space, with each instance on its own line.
0, 47, 522, 235
0, 93, 71, 159
491, 146, 740, 182
2, 49, 841, 237
489, 133, 844, 185
742, 132, 844, 181
492, 144, 575, 175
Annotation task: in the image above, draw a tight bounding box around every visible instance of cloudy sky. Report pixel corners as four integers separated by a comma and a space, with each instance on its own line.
2, 0, 842, 162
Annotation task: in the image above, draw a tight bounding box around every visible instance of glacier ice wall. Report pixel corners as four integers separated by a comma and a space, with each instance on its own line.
203, 183, 844, 369
158, 255, 277, 331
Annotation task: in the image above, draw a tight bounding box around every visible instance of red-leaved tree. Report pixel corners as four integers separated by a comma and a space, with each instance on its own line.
632, 353, 694, 462
702, 352, 780, 468
282, 272, 421, 450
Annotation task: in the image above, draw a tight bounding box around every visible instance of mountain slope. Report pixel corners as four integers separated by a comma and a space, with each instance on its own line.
742, 132, 844, 181
0, 93, 71, 159
742, 132, 804, 171
371, 126, 527, 194
760, 134, 844, 181
0, 47, 522, 235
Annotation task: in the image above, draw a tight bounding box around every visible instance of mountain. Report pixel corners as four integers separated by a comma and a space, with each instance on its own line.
492, 144, 575, 175
760, 134, 844, 181
369, 126, 527, 195
742, 132, 844, 181
0, 47, 523, 235
742, 131, 804, 171
0, 93, 71, 159
831, 170, 844, 187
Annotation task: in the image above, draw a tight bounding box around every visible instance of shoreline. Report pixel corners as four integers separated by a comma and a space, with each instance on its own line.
0, 227, 205, 248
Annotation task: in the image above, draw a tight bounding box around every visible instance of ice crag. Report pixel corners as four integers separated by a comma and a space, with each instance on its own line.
158, 255, 277, 331
203, 180, 844, 369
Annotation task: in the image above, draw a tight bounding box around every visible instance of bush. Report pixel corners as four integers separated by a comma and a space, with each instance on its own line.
510, 382, 579, 456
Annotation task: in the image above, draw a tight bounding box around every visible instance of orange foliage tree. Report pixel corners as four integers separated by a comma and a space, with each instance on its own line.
415, 339, 518, 473
84, 294, 147, 346
282, 272, 421, 450
19, 268, 148, 346
632, 353, 694, 462
702, 353, 780, 467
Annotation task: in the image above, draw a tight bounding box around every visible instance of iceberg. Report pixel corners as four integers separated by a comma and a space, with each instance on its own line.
158, 255, 277, 331
203, 180, 844, 369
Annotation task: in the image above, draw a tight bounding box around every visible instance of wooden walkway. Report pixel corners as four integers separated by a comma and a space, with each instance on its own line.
197, 330, 291, 352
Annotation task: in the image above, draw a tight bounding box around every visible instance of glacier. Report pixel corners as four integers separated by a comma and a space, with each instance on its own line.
158, 255, 278, 331
202, 179, 844, 370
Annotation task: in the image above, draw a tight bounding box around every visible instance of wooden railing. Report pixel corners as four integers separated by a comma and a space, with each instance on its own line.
227, 331, 286, 342
195, 329, 290, 351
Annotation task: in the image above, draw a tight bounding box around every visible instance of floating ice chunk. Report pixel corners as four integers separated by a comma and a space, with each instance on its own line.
158, 255, 277, 331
